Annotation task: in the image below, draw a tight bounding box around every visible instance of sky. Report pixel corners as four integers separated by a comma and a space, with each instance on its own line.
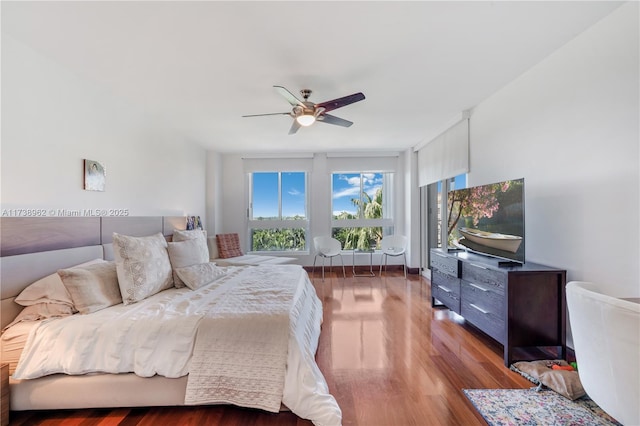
251, 172, 384, 219
252, 172, 306, 218
332, 173, 382, 216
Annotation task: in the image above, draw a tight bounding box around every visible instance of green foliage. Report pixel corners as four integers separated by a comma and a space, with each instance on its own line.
252, 186, 387, 252
251, 228, 306, 251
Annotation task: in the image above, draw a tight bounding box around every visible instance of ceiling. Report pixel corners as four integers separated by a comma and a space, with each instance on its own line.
2, 1, 622, 154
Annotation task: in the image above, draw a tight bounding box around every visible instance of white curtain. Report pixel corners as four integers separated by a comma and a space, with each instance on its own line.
417, 118, 469, 187
242, 156, 313, 173
326, 155, 399, 173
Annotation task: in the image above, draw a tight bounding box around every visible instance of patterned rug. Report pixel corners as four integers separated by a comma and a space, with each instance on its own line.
463, 388, 622, 426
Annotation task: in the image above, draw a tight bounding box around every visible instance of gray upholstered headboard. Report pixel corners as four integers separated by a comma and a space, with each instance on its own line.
0, 216, 187, 329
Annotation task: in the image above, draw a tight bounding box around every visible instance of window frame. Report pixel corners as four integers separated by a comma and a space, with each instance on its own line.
247, 171, 309, 253
330, 171, 394, 250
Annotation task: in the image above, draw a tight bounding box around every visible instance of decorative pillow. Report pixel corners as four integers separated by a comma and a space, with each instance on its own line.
216, 233, 243, 259
14, 258, 105, 309
172, 229, 209, 262
167, 239, 210, 288
112, 232, 173, 305
58, 261, 121, 314
511, 360, 586, 400
175, 263, 228, 290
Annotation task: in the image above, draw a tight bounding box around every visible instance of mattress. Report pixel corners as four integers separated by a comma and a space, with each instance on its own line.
0, 321, 34, 375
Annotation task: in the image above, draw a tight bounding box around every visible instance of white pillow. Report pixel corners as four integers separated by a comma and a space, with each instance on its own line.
14, 258, 105, 309
172, 229, 209, 260
58, 261, 122, 314
167, 239, 210, 288
2, 303, 74, 332
112, 232, 173, 305
175, 263, 228, 290
207, 236, 219, 260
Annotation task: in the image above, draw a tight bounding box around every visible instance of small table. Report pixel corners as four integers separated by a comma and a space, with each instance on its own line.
352, 249, 376, 277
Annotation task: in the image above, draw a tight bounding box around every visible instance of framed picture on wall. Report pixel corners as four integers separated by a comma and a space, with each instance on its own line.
84, 159, 106, 191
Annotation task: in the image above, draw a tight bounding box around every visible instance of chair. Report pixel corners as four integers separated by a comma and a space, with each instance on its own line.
566, 281, 640, 426
312, 236, 346, 280
379, 235, 408, 277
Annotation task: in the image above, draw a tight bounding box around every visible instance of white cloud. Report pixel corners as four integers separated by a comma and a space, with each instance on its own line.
333, 209, 356, 216
333, 186, 360, 199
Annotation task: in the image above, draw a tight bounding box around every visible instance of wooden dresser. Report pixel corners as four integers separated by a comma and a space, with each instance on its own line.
430, 248, 566, 366
1, 363, 8, 426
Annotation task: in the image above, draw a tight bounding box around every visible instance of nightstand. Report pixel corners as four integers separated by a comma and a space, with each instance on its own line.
1, 363, 8, 426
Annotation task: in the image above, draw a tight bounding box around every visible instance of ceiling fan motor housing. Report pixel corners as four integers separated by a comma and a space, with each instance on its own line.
242, 85, 365, 134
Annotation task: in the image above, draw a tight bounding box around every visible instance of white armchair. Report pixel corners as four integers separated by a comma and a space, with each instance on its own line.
566, 281, 640, 425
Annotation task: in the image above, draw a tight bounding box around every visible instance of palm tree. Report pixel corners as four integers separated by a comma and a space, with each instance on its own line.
339, 188, 383, 250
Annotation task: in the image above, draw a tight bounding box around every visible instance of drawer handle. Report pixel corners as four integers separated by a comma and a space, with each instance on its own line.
469, 283, 489, 292
470, 303, 490, 314
469, 263, 488, 270
438, 285, 452, 293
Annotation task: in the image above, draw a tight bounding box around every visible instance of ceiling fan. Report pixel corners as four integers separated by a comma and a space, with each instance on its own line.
242, 86, 365, 135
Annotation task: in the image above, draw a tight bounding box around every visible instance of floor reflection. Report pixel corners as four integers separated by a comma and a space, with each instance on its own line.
322, 278, 403, 372
309, 271, 532, 426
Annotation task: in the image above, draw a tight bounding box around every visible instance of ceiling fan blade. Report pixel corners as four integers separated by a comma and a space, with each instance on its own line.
315, 92, 365, 113
318, 113, 353, 127
274, 86, 305, 108
242, 112, 291, 117
288, 120, 301, 135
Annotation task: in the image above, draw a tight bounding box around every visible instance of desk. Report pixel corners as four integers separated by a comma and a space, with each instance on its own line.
352, 249, 375, 277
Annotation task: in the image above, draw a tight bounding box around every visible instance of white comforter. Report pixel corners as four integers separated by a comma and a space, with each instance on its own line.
13, 264, 341, 426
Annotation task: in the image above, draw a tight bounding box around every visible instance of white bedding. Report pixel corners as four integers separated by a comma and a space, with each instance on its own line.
13, 264, 341, 426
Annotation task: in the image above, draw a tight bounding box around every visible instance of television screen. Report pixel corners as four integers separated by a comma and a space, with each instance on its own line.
447, 178, 525, 264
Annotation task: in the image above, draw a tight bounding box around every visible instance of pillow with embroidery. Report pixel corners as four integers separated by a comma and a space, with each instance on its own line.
175, 263, 228, 290
167, 238, 210, 288
113, 232, 173, 304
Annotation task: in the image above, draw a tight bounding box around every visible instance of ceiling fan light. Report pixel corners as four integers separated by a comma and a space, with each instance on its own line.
296, 114, 316, 127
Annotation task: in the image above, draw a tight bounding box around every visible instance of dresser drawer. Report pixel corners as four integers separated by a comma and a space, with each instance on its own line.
462, 262, 506, 293
431, 271, 461, 313
430, 251, 460, 278
461, 280, 505, 318
461, 299, 505, 344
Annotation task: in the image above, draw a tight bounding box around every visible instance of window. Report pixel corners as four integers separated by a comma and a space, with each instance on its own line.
331, 172, 394, 250
249, 171, 308, 252
427, 173, 467, 249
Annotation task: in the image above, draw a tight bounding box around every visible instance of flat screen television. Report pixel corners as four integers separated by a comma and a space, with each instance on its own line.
447, 178, 525, 265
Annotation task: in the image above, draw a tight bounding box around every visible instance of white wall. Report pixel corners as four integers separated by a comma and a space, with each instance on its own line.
469, 2, 639, 296
205, 151, 223, 235
216, 152, 408, 267
1, 36, 206, 217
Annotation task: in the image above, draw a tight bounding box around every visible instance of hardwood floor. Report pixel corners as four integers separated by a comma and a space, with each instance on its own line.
9, 270, 533, 426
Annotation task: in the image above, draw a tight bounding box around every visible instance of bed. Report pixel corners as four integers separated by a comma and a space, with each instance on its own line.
0, 216, 341, 426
